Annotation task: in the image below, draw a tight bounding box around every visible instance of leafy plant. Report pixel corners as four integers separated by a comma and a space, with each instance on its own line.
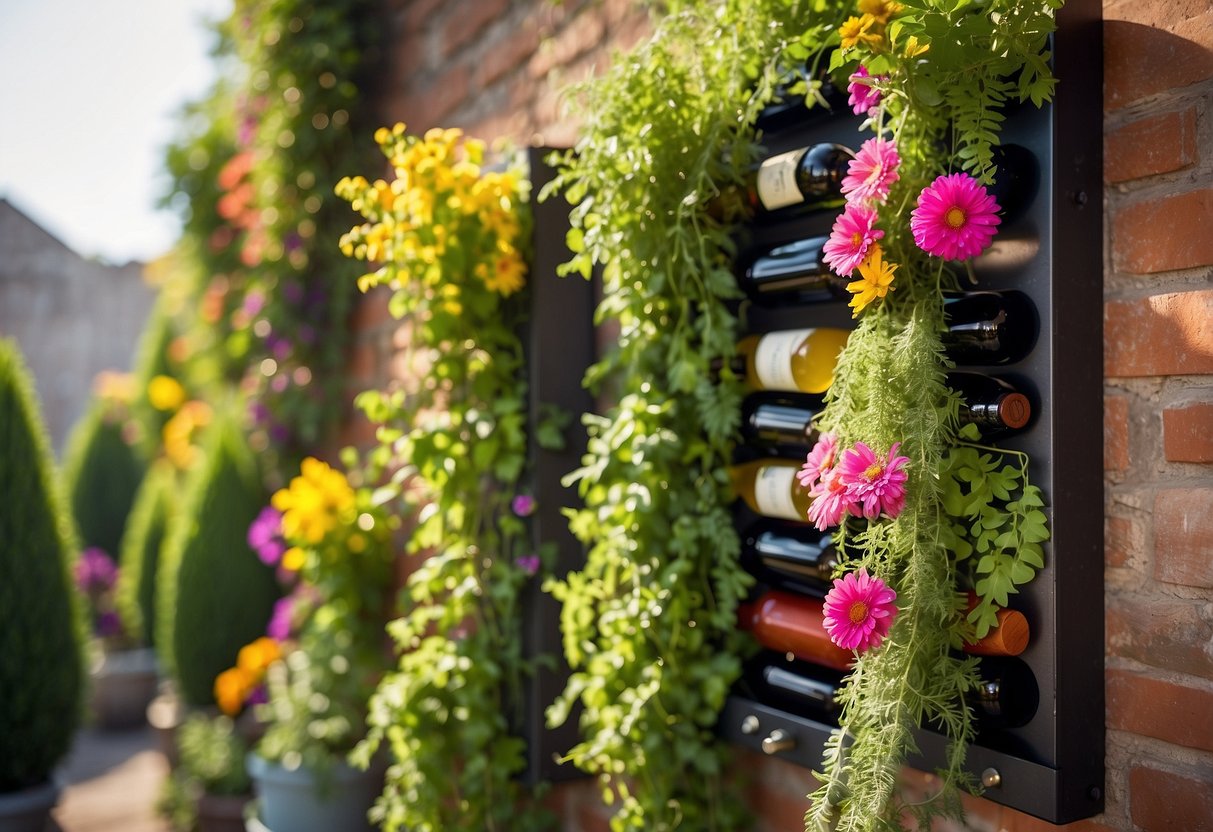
0, 338, 85, 791
338, 125, 552, 832
116, 459, 177, 647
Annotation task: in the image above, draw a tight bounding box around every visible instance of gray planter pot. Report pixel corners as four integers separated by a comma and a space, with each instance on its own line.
196, 791, 252, 832
0, 780, 59, 832
89, 647, 159, 730
246, 754, 379, 832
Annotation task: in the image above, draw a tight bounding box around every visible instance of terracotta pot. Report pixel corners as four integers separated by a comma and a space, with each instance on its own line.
0, 779, 59, 832
89, 647, 159, 730
196, 791, 251, 832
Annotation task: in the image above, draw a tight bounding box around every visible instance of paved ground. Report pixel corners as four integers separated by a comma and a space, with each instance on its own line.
50, 726, 168, 832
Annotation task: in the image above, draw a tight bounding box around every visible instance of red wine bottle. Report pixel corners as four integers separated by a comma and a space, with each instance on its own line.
741, 651, 845, 716
739, 393, 825, 454
942, 290, 1038, 366
988, 144, 1040, 225
948, 372, 1033, 434
750, 143, 854, 215
737, 590, 853, 671
740, 519, 838, 598
739, 236, 850, 306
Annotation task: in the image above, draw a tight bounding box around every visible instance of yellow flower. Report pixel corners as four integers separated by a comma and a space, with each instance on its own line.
214, 666, 253, 716
858, 0, 902, 24
95, 371, 136, 403
840, 14, 882, 50
162, 400, 212, 469
147, 375, 186, 412
237, 637, 281, 674
903, 35, 930, 58
281, 546, 306, 571
271, 457, 356, 545
480, 246, 526, 296
846, 245, 898, 317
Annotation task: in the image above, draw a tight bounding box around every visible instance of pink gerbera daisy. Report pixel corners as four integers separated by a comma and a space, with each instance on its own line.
841, 138, 900, 205
822, 568, 898, 652
836, 441, 910, 520
807, 469, 852, 531
823, 203, 884, 277
847, 65, 883, 116
797, 431, 839, 492
910, 173, 1002, 260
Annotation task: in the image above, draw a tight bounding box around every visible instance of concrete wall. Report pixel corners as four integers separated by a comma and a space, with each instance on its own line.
342, 1, 1213, 829
0, 198, 156, 454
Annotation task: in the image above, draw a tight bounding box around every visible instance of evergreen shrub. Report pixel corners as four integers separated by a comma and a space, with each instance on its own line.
156, 413, 280, 708
0, 338, 85, 790
116, 459, 176, 647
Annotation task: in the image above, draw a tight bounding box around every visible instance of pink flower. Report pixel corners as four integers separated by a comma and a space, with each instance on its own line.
511, 494, 537, 517
822, 568, 898, 652
836, 441, 910, 520
910, 173, 1002, 260
515, 554, 541, 575
847, 66, 883, 115
75, 547, 118, 593
823, 204, 884, 277
797, 432, 838, 492
807, 469, 852, 531
841, 138, 900, 206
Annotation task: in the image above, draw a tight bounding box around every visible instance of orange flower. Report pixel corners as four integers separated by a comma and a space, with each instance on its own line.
214, 666, 253, 716
237, 637, 282, 675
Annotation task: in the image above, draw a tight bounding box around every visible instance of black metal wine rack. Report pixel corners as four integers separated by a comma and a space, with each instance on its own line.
718, 0, 1105, 824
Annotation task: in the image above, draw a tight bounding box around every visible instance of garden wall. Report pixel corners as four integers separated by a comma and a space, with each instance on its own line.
342, 1, 1213, 829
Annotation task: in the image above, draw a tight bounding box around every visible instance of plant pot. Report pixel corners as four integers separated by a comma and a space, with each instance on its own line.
90, 646, 159, 730
0, 779, 59, 832
147, 690, 184, 767
246, 754, 379, 832
196, 791, 252, 832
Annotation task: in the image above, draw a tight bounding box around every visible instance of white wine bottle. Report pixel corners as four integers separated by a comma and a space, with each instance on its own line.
735, 328, 850, 395
751, 143, 854, 214
729, 458, 813, 523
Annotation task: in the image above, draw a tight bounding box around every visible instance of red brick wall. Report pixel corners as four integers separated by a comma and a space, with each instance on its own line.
343, 1, 1213, 829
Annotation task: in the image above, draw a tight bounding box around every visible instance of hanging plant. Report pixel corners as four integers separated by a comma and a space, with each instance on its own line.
545, 0, 1059, 829
336, 125, 552, 831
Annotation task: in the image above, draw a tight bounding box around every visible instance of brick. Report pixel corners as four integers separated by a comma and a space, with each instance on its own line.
404, 0, 448, 32
441, 0, 509, 58
1112, 189, 1213, 274
1104, 2, 1213, 110
528, 6, 606, 78
1108, 669, 1213, 752
1105, 107, 1198, 183
1129, 766, 1213, 831
1104, 395, 1129, 472
1000, 807, 1119, 832
1104, 290, 1213, 377
399, 63, 471, 129
1106, 594, 1213, 678
348, 341, 378, 382
476, 26, 541, 90
350, 286, 393, 331
1105, 515, 1134, 568
1163, 403, 1213, 462
1154, 488, 1213, 588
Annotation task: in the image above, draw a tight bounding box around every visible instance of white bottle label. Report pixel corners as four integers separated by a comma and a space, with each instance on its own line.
756, 148, 807, 211
753, 328, 814, 391
754, 465, 802, 521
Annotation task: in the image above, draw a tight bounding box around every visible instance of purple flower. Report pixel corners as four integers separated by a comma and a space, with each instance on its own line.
847, 65, 884, 116
298, 325, 317, 345
75, 547, 118, 593
248, 400, 271, 426
95, 610, 123, 638
515, 555, 541, 576
267, 595, 295, 640
243, 290, 266, 317
511, 494, 537, 517
248, 507, 286, 566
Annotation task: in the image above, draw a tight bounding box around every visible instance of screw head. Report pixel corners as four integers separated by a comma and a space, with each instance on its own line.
981, 767, 1002, 788
741, 715, 760, 735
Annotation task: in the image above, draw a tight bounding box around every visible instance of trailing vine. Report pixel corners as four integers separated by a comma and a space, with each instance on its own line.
546, 0, 1059, 829
337, 125, 552, 832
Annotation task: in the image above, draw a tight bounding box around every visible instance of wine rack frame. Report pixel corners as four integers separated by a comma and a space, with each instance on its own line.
719, 0, 1105, 824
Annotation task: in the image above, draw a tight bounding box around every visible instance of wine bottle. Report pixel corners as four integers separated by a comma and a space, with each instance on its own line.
751, 143, 854, 214
740, 393, 824, 453
735, 327, 851, 395
741, 651, 845, 716
740, 519, 838, 597
729, 458, 812, 523
962, 592, 1030, 657
972, 656, 1039, 729
941, 290, 1038, 366
988, 143, 1040, 225
755, 71, 849, 133
737, 590, 853, 671
948, 372, 1033, 434
739, 236, 850, 306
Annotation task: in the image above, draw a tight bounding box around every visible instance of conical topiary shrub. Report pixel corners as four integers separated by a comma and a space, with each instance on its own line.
62, 398, 146, 562
129, 293, 183, 459
0, 338, 84, 793
156, 413, 280, 708
116, 459, 177, 647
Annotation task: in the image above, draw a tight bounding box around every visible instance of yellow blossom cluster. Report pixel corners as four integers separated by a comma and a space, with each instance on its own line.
271, 456, 356, 546
336, 122, 528, 299
214, 635, 281, 716
162, 400, 212, 469
840, 0, 906, 53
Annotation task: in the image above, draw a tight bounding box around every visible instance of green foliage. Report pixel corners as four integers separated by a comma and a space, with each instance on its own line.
61, 398, 147, 564
340, 130, 551, 832
157, 414, 280, 708
117, 459, 177, 647
180, 713, 253, 796
128, 291, 187, 457
540, 2, 828, 827
0, 338, 85, 790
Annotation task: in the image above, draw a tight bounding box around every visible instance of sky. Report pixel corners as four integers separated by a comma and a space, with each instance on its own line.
0, 0, 233, 264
